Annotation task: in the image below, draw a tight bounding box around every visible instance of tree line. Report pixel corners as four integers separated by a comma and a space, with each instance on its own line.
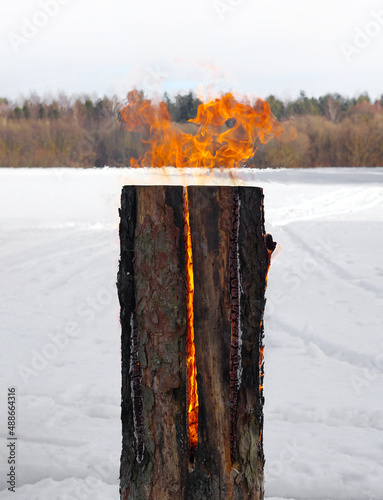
1, 90, 383, 168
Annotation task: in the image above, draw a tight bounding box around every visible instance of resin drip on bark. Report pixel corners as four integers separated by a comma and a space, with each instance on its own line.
229, 188, 241, 463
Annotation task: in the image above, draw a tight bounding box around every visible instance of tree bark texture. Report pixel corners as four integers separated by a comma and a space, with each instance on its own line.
118, 185, 272, 500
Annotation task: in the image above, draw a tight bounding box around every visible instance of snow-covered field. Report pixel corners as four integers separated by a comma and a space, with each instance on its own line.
0, 167, 382, 500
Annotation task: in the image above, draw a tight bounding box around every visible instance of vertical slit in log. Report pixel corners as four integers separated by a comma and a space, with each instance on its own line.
183, 186, 199, 464
129, 312, 144, 463
229, 189, 241, 463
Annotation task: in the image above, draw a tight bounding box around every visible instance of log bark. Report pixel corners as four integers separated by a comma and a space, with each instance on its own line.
118, 186, 188, 500
118, 185, 272, 500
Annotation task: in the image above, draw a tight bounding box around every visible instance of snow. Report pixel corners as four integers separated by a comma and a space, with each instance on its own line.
0, 167, 382, 500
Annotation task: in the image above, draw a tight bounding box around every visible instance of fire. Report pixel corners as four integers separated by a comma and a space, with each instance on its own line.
120, 90, 282, 168
119, 88, 285, 463
264, 234, 278, 289
183, 187, 199, 461
271, 243, 282, 264
259, 344, 265, 393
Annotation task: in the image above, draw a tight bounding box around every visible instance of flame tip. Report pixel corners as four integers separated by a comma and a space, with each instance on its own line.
120, 91, 284, 169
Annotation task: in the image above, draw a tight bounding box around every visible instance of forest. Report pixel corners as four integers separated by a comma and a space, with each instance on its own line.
1, 90, 383, 168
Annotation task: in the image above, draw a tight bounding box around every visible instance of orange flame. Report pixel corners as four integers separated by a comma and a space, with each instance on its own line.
120, 90, 282, 168
259, 345, 265, 366
271, 243, 282, 264
265, 242, 282, 289
183, 187, 199, 460
119, 88, 285, 461
259, 344, 265, 393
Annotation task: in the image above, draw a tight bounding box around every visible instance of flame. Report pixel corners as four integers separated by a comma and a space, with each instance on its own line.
259, 345, 265, 366
183, 187, 199, 460
120, 90, 282, 168
271, 243, 282, 264
265, 242, 282, 289
119, 88, 285, 461
259, 345, 265, 393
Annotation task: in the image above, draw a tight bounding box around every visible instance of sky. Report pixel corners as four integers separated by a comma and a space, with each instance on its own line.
1, 0, 383, 102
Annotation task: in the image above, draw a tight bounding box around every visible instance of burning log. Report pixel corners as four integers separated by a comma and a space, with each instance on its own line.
117, 184, 273, 500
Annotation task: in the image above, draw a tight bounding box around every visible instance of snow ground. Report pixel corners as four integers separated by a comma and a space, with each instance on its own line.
0, 167, 382, 500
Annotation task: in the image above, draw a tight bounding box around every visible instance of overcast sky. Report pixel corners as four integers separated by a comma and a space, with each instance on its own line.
1, 0, 383, 102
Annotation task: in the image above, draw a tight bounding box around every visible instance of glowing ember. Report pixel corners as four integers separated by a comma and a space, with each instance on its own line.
183, 187, 199, 461
120, 90, 282, 169
259, 345, 265, 393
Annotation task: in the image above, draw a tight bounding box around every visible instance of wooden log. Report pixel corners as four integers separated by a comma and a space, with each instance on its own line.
186, 186, 232, 498
118, 185, 272, 500
188, 187, 270, 499
235, 187, 271, 498
118, 186, 189, 500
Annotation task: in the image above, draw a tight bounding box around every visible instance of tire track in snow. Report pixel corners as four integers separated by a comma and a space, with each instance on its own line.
271, 317, 381, 372
267, 410, 383, 431
2, 229, 115, 273
268, 185, 383, 226
285, 228, 383, 300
